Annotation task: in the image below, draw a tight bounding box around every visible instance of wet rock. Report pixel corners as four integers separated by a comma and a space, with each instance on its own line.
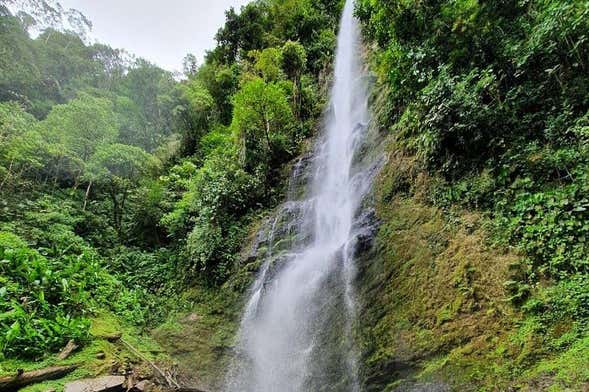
132, 380, 154, 392
105, 333, 122, 342
184, 313, 199, 322
64, 376, 125, 392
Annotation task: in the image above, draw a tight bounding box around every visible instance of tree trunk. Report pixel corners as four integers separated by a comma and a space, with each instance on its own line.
0, 159, 13, 191
264, 114, 272, 151
293, 79, 300, 119
72, 168, 83, 191
118, 188, 128, 235
53, 157, 62, 188
110, 184, 120, 234
296, 76, 302, 119
83, 180, 93, 211
57, 340, 79, 360
0, 365, 77, 391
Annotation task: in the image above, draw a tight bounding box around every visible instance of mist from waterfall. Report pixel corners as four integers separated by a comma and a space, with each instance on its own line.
224, 1, 372, 390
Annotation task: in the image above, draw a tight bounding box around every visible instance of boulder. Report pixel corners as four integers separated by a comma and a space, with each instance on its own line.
132, 380, 154, 392
183, 313, 199, 322
64, 376, 125, 392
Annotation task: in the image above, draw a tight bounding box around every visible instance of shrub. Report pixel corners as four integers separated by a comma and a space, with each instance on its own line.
0, 231, 100, 359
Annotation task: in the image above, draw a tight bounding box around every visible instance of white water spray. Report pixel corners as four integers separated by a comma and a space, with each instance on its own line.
225, 1, 371, 390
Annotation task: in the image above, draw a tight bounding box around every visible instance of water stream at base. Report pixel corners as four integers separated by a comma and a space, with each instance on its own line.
224, 1, 373, 390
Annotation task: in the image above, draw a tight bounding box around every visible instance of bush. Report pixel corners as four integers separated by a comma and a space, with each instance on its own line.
180, 150, 263, 284
357, 0, 589, 343
109, 246, 176, 293
0, 231, 101, 359
504, 182, 589, 278
397, 67, 505, 178
537, 274, 589, 328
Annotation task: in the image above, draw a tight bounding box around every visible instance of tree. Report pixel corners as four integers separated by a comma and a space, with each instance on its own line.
87, 143, 157, 235
4, 0, 92, 39
0, 101, 33, 149
42, 93, 118, 161
118, 60, 177, 151
90, 43, 129, 91
0, 9, 41, 108
195, 62, 239, 125
0, 102, 45, 190
175, 79, 215, 156
214, 7, 241, 64
282, 40, 307, 117
214, 3, 271, 64
182, 53, 198, 77
34, 29, 97, 103
231, 78, 296, 173
251, 47, 284, 82
282, 40, 306, 80
39, 93, 118, 187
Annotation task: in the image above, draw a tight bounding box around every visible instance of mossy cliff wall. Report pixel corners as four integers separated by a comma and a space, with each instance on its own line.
356, 144, 519, 391
152, 216, 274, 390
355, 84, 589, 392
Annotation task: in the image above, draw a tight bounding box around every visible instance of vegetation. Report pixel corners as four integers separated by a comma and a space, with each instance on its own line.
3, 0, 589, 390
0, 0, 341, 373
357, 0, 589, 389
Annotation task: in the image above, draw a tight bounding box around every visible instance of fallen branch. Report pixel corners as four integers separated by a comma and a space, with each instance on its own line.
119, 338, 180, 390
58, 340, 79, 360
0, 365, 78, 391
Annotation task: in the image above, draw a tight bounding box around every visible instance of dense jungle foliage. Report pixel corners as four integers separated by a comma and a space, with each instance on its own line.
356, 0, 589, 389
0, 0, 342, 360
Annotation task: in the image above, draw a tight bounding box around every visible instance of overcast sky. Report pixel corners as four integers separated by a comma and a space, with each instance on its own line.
58, 0, 252, 72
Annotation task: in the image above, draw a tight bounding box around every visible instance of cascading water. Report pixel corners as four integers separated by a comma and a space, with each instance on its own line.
224, 1, 374, 390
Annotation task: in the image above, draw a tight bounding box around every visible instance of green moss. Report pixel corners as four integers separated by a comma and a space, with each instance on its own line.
522, 336, 589, 391
152, 285, 242, 389
358, 143, 524, 390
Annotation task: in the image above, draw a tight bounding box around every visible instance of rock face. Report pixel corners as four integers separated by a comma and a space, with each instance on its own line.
64, 376, 126, 392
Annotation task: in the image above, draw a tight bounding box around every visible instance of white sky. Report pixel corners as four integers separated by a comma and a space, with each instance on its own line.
58, 0, 252, 72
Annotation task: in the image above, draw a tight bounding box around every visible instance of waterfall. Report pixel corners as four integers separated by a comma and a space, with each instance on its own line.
224, 1, 374, 390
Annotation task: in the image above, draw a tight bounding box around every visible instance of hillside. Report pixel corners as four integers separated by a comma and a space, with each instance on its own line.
356, 0, 589, 390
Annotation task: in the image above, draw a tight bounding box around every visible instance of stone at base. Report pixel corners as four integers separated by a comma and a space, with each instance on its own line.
64, 376, 126, 392
133, 380, 155, 392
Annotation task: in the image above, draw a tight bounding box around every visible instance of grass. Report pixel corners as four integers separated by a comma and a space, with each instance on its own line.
517, 334, 589, 391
